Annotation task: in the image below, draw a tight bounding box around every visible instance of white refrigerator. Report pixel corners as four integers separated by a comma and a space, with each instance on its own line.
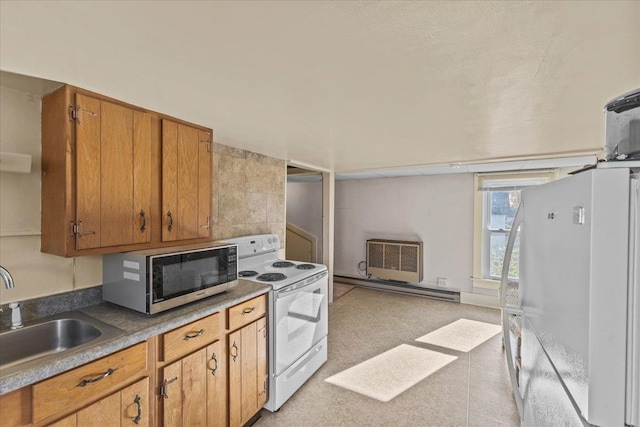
502, 164, 640, 426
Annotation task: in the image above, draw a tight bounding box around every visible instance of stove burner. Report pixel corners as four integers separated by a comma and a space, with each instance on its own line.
239, 270, 258, 277
257, 273, 287, 282
295, 264, 316, 270
272, 261, 295, 268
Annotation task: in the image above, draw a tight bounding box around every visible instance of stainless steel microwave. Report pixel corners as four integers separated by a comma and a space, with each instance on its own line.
102, 242, 238, 314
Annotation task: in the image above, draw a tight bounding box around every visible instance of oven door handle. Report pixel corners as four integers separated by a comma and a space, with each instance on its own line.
276, 270, 327, 299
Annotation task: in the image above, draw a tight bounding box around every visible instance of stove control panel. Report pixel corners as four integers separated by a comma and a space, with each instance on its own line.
226, 234, 281, 258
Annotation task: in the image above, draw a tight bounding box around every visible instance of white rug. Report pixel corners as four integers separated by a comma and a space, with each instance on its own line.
325, 344, 457, 402
415, 318, 502, 352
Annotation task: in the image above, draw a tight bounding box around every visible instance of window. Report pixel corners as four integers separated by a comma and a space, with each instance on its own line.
482, 178, 543, 280
472, 171, 556, 288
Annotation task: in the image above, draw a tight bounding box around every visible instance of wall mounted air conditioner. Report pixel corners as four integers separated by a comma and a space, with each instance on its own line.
366, 239, 423, 283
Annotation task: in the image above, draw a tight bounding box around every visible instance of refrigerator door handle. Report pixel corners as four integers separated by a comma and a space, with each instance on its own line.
501, 203, 524, 420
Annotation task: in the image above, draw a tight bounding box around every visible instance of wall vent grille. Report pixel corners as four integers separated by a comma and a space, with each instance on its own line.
366, 239, 423, 283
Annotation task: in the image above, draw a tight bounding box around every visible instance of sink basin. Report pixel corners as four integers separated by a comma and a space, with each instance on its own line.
0, 311, 123, 376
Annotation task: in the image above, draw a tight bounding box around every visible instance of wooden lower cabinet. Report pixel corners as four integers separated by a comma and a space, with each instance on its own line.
228, 317, 268, 427
0, 296, 270, 427
49, 377, 150, 427
160, 340, 226, 427
0, 387, 32, 426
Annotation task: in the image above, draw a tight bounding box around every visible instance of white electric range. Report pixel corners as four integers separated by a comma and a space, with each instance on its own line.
225, 234, 328, 412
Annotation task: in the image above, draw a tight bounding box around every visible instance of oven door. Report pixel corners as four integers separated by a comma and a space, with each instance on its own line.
274, 270, 328, 375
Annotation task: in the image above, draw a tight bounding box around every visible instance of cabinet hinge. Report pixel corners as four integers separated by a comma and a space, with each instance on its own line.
71, 221, 78, 237
160, 376, 178, 399
200, 140, 212, 152
200, 216, 210, 230
69, 105, 97, 124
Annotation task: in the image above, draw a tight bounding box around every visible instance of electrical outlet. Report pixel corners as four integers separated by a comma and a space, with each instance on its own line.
437, 277, 447, 287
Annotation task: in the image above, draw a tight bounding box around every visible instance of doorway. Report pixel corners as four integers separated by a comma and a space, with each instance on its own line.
285, 166, 323, 264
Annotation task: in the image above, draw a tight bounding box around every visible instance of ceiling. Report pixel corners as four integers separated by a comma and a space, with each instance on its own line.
1, 1, 638, 173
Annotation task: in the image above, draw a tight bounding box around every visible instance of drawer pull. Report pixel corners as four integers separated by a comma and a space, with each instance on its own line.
242, 306, 256, 315
209, 353, 218, 376
77, 368, 115, 387
133, 394, 142, 424
231, 341, 238, 362
183, 328, 205, 341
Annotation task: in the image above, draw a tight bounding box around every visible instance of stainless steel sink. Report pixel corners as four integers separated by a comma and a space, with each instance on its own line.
0, 311, 123, 376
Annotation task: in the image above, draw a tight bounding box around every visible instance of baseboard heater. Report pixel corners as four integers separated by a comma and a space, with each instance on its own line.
334, 275, 460, 303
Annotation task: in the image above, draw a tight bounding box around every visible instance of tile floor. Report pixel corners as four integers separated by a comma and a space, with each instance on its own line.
255, 286, 519, 427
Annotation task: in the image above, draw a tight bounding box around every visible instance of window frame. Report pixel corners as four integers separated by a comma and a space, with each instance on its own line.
472, 170, 557, 291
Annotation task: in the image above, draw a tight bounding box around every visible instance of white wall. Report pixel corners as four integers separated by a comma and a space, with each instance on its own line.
286, 181, 323, 261
334, 174, 474, 293
0, 85, 103, 304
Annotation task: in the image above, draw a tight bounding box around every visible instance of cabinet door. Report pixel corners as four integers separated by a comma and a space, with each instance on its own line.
206, 340, 226, 427
240, 321, 258, 424
132, 111, 152, 245
120, 377, 149, 427
182, 348, 207, 426
75, 94, 151, 249
228, 328, 243, 427
198, 130, 212, 238
162, 119, 178, 242
75, 94, 102, 250
256, 317, 268, 408
162, 120, 212, 242
176, 124, 199, 240
99, 100, 134, 248
228, 319, 268, 427
162, 344, 225, 427
73, 377, 148, 427
76, 391, 120, 426
161, 359, 182, 426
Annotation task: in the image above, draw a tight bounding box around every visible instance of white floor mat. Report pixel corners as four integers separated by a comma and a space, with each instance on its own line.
415, 318, 502, 352
324, 344, 457, 402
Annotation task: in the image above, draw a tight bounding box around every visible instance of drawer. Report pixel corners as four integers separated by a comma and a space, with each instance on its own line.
228, 294, 267, 331
32, 341, 147, 423
163, 312, 221, 361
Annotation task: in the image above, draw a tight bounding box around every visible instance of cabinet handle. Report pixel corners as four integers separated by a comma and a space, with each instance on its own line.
231, 341, 238, 362
139, 210, 146, 233
77, 368, 115, 387
209, 353, 218, 376
133, 394, 142, 424
241, 306, 256, 315
167, 211, 173, 232
161, 376, 178, 399
183, 328, 205, 341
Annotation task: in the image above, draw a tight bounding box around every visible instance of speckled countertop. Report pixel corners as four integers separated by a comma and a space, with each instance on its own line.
0, 280, 270, 395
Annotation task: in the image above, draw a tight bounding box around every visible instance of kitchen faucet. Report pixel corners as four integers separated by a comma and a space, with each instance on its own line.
0, 266, 23, 329
0, 266, 14, 289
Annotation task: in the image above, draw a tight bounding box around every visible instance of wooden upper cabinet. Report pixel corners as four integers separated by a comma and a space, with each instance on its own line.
41, 85, 212, 257
162, 120, 212, 242
198, 129, 213, 238
74, 94, 151, 250
74, 94, 102, 250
